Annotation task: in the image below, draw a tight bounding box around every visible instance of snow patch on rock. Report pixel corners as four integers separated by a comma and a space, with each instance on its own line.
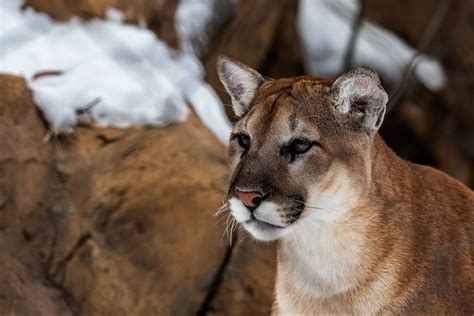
0, 0, 232, 144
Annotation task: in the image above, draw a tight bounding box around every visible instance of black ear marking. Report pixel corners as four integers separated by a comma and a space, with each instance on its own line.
350, 97, 369, 114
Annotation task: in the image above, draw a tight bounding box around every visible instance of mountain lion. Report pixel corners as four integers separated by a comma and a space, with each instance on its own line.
217, 55, 473, 315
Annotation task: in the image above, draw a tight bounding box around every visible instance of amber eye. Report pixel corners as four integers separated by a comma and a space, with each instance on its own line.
289, 138, 313, 155
236, 134, 251, 149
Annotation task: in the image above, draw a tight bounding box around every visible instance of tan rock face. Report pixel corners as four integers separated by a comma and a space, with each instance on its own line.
24, 0, 180, 48
0, 75, 71, 315
0, 74, 276, 315
208, 235, 277, 316
52, 118, 232, 315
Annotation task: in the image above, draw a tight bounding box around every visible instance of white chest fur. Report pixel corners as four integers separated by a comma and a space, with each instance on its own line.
275, 215, 368, 314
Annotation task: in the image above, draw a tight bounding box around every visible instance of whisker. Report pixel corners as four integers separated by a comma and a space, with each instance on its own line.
214, 209, 229, 219
298, 223, 310, 252
221, 213, 232, 244
215, 213, 229, 224
229, 218, 237, 246
226, 214, 233, 243
292, 199, 323, 210
214, 201, 230, 217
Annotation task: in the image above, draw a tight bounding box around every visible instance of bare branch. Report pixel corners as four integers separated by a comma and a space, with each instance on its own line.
387, 0, 451, 113
342, 0, 365, 72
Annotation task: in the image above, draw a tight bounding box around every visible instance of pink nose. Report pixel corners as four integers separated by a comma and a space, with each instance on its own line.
235, 191, 263, 209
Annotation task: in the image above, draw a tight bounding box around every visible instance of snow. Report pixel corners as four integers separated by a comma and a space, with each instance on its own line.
176, 0, 217, 55
0, 0, 448, 145
298, 0, 446, 92
176, 0, 237, 56
0, 0, 232, 144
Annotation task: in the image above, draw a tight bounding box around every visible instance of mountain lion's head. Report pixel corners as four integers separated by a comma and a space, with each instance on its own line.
217, 55, 388, 241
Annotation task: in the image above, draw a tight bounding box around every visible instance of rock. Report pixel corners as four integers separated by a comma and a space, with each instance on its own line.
24, 0, 180, 48
0, 189, 7, 209
259, 0, 304, 79
208, 234, 277, 315
366, 0, 474, 187
203, 0, 286, 120
0, 75, 71, 315
0, 74, 277, 315
49, 114, 232, 315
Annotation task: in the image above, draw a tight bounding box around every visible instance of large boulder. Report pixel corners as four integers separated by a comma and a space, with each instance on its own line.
24, 0, 179, 48
48, 116, 231, 315
208, 237, 276, 315
0, 74, 276, 315
0, 75, 70, 315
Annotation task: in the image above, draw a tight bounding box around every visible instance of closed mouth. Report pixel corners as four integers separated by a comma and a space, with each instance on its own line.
245, 218, 286, 229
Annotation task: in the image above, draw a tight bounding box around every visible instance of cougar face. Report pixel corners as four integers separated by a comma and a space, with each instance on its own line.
217, 55, 388, 241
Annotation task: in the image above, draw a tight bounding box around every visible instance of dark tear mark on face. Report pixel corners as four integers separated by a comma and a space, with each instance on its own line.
289, 111, 298, 132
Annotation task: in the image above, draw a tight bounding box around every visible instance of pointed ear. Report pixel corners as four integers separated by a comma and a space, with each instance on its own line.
217, 55, 264, 117
331, 67, 388, 134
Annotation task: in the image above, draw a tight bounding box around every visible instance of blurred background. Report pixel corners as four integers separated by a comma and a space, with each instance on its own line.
0, 0, 472, 315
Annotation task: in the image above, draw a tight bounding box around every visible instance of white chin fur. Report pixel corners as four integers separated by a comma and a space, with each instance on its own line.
228, 197, 291, 241
242, 221, 289, 241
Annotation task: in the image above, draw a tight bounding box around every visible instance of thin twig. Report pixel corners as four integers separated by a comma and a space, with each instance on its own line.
387, 0, 451, 113
75, 97, 102, 115
342, 0, 365, 72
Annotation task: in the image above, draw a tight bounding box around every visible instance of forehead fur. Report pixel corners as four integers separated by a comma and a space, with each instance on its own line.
236, 76, 347, 140
254, 76, 333, 104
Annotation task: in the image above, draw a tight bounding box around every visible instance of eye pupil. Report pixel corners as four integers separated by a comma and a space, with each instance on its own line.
237, 134, 251, 149
290, 138, 312, 154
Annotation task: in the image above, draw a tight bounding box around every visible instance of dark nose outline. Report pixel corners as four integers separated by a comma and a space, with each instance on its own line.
235, 190, 271, 211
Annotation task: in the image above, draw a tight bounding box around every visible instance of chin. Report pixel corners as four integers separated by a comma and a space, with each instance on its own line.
243, 220, 292, 241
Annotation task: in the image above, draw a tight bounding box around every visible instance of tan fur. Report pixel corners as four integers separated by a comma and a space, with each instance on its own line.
218, 56, 473, 315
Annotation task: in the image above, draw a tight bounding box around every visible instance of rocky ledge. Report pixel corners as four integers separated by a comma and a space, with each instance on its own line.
0, 75, 275, 315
